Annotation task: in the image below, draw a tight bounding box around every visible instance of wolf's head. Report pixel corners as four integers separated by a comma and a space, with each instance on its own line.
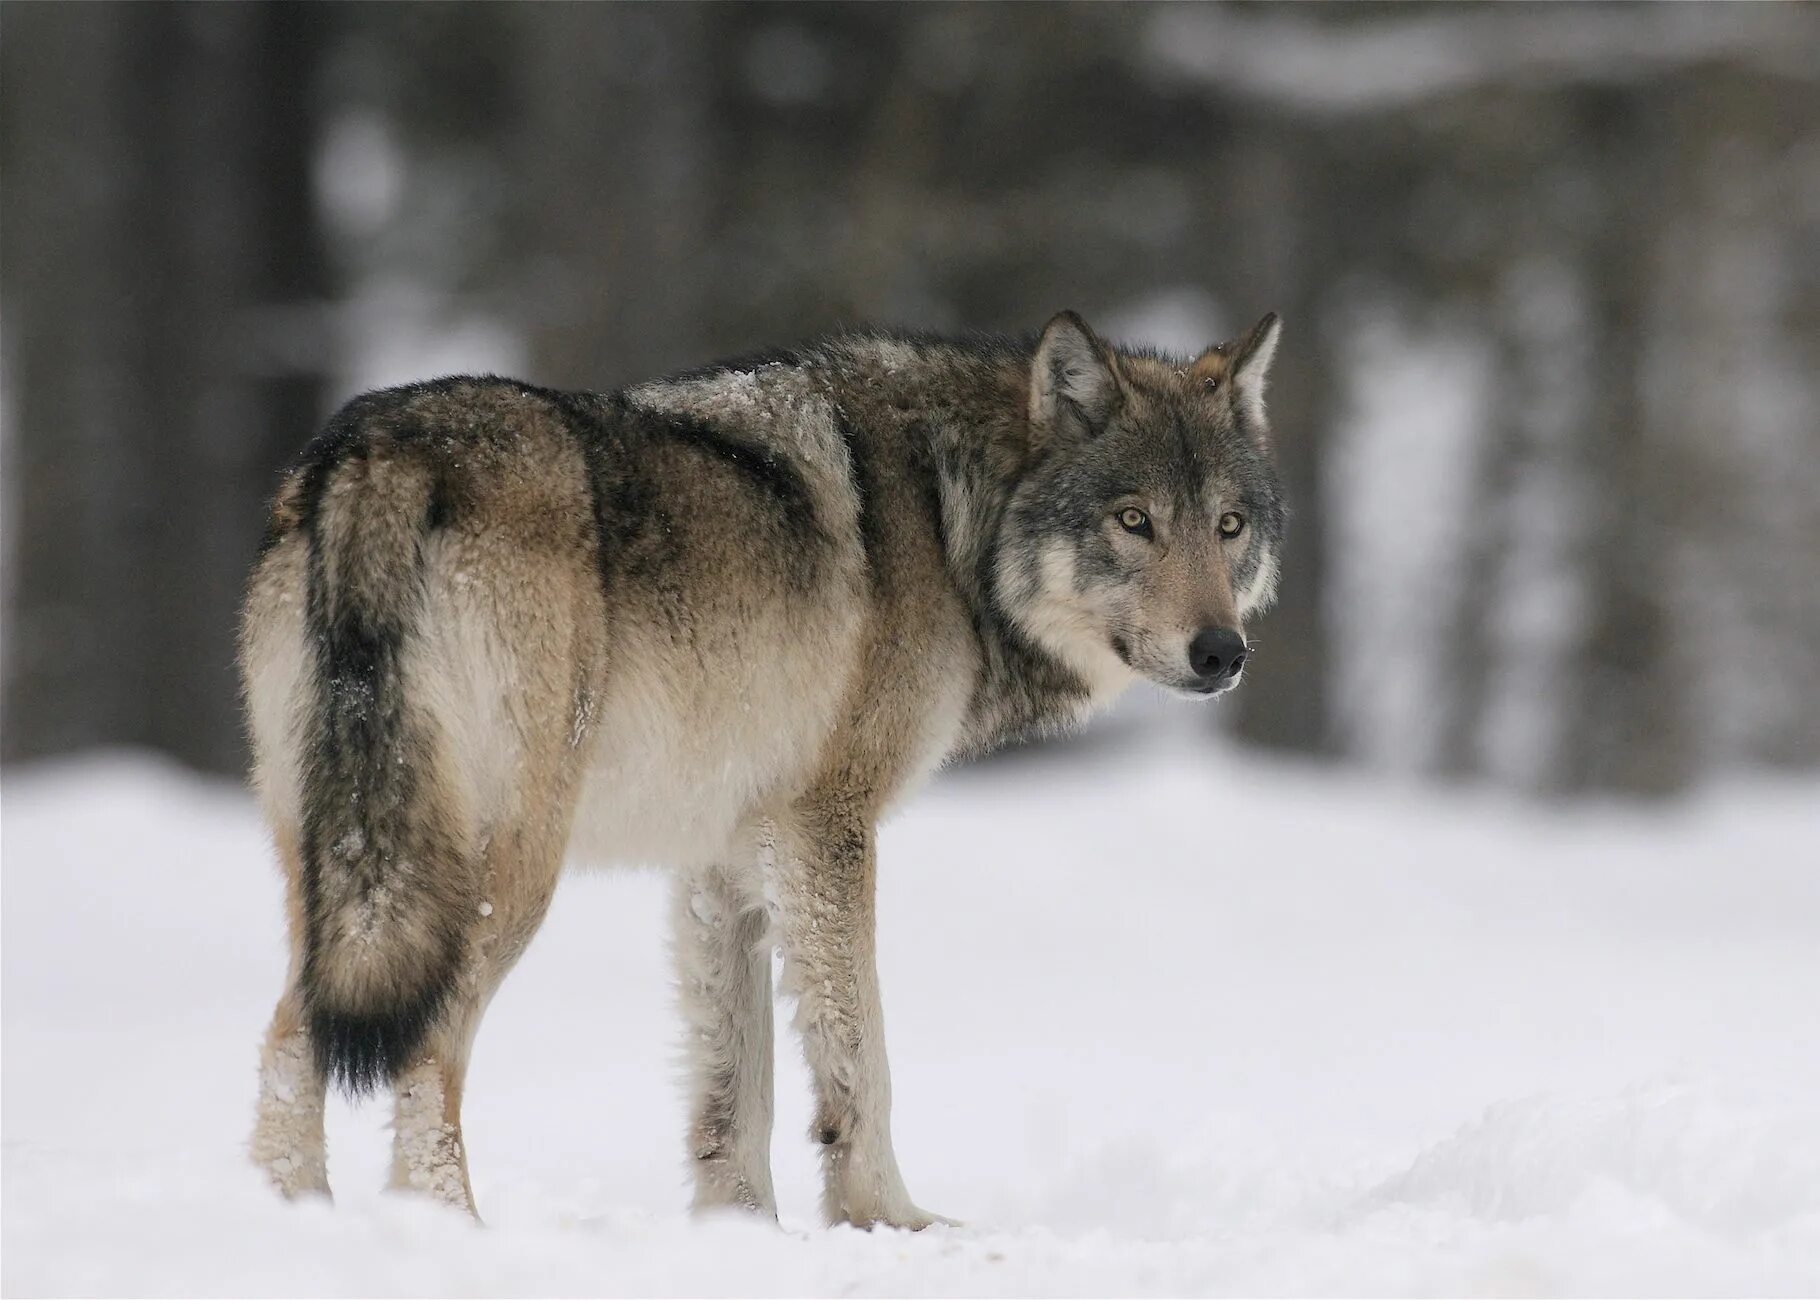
996, 309, 1285, 700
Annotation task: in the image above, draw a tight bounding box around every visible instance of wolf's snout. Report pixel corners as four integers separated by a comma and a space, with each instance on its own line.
1189, 626, 1247, 685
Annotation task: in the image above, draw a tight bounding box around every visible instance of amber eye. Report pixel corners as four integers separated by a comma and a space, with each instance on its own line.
1117, 507, 1153, 537
1218, 512, 1245, 538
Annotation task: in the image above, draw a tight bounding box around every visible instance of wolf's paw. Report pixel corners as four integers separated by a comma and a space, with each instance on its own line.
838, 1201, 961, 1232
690, 1160, 780, 1223
822, 1141, 959, 1231
896, 1206, 961, 1232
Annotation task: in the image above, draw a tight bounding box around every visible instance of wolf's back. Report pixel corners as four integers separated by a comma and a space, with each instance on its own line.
288, 428, 477, 1096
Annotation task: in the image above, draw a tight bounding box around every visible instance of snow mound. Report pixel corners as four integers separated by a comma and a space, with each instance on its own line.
1365, 1082, 1820, 1236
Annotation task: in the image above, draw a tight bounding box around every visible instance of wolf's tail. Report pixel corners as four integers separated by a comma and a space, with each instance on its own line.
297, 451, 475, 1096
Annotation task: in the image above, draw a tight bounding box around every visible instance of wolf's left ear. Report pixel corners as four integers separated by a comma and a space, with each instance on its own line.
1194, 312, 1282, 426
1029, 310, 1123, 449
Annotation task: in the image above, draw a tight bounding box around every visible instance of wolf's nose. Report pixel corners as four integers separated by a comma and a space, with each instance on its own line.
1189, 626, 1247, 682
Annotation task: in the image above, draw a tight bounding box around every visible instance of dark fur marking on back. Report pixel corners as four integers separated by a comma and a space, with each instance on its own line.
573, 394, 661, 599
835, 410, 887, 577
425, 464, 456, 532
572, 392, 827, 602
649, 411, 820, 530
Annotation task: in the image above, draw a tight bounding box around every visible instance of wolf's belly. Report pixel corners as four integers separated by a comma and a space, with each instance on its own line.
563, 617, 859, 869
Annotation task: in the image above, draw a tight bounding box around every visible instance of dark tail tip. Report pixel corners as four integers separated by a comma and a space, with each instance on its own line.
306, 993, 448, 1098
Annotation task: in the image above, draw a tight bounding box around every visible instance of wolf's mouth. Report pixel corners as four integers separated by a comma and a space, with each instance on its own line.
1182, 673, 1242, 699
1111, 635, 1243, 699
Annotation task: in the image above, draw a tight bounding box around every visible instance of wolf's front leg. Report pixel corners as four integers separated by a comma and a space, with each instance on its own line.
675, 864, 779, 1218
772, 805, 951, 1230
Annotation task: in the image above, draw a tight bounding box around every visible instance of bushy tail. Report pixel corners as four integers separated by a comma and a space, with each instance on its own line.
297, 454, 475, 1096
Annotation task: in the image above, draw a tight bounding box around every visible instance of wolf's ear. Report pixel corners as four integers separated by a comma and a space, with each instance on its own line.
1029, 310, 1123, 449
1193, 312, 1281, 426
1229, 313, 1282, 424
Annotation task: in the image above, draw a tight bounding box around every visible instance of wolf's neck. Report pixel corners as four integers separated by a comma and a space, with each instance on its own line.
917, 371, 1109, 757
810, 331, 1107, 755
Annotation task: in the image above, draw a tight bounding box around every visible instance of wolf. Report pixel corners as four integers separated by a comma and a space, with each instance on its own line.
240, 309, 1284, 1228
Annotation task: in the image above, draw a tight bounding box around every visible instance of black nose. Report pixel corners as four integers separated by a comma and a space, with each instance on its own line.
1189, 626, 1247, 682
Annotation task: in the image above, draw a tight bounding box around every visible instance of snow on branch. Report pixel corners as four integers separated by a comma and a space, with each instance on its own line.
1143, 4, 1819, 114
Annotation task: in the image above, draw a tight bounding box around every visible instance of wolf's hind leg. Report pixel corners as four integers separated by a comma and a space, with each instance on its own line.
250, 828, 330, 1200
251, 988, 330, 1199
676, 863, 778, 1218
374, 498, 599, 1219
389, 1052, 476, 1212
385, 816, 570, 1219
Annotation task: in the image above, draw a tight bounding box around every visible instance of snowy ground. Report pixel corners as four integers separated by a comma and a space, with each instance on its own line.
4, 725, 1819, 1296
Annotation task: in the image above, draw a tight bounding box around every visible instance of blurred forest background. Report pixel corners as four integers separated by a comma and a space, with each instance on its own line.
4, 2, 1818, 800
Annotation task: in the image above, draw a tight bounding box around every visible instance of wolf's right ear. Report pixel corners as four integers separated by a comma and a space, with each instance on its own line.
1029, 311, 1123, 450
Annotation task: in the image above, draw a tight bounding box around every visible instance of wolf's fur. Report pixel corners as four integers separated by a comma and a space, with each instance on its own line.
240, 311, 1285, 1226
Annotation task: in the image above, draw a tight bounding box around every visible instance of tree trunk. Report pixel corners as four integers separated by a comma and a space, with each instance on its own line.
2, 2, 333, 774
511, 5, 712, 390
2, 5, 144, 763
1223, 121, 1337, 759
1550, 86, 1691, 797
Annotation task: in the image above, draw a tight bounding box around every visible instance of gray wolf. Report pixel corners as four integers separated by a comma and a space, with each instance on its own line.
240, 310, 1285, 1227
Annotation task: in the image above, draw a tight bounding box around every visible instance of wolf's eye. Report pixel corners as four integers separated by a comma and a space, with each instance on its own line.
1218, 512, 1245, 538
1117, 507, 1153, 538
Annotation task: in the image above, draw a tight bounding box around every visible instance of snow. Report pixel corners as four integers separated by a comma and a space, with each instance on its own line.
4, 736, 1819, 1296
